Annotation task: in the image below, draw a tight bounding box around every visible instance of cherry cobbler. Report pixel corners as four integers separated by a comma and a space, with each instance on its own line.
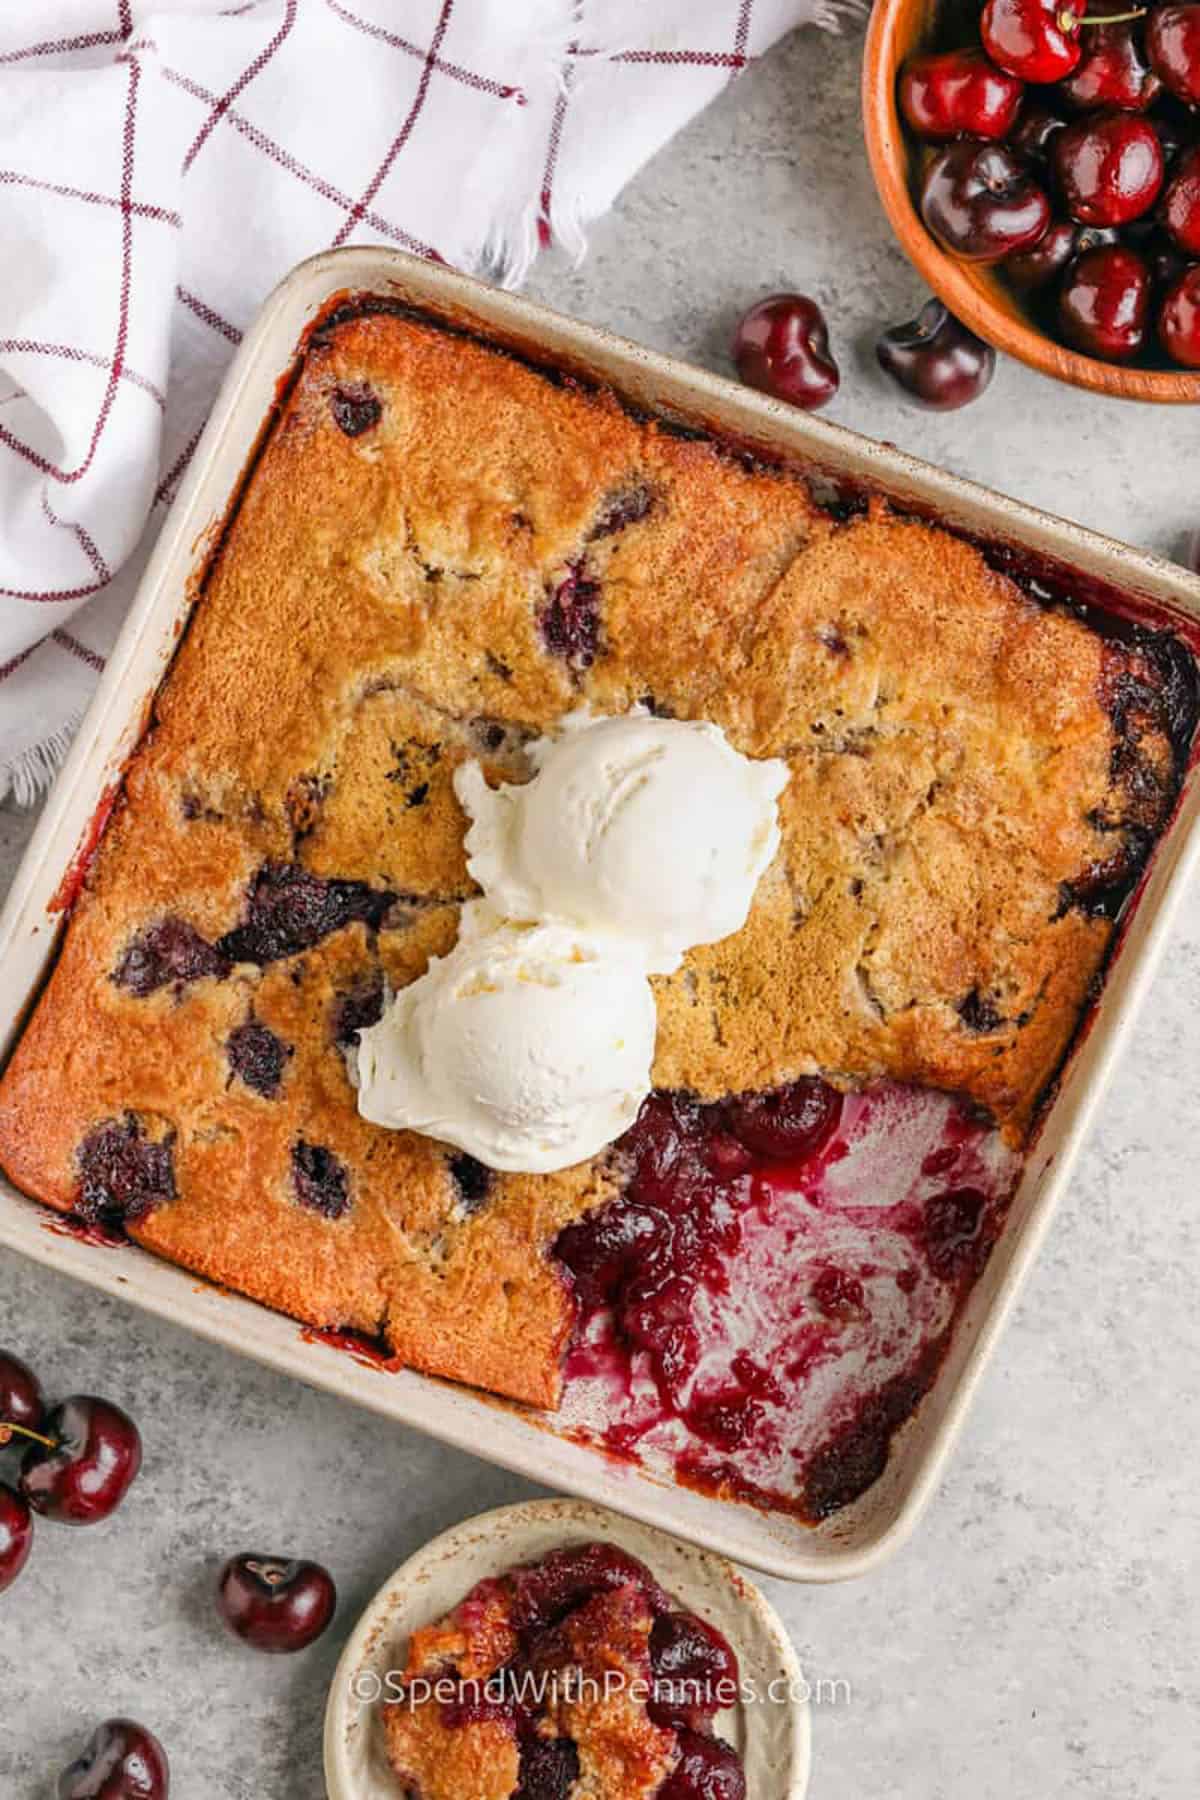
0, 295, 1193, 1522
382, 1541, 745, 1800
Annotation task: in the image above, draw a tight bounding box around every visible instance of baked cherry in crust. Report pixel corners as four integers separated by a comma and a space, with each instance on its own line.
20, 1395, 142, 1525
448, 1151, 493, 1213
515, 1737, 580, 1799
330, 381, 382, 437
112, 917, 228, 997
732, 295, 840, 411
290, 1139, 351, 1219
217, 862, 395, 966
77, 1116, 175, 1226
899, 48, 1024, 142
226, 1016, 291, 1098
57, 1718, 169, 1800
920, 141, 1051, 262
331, 967, 386, 1045
542, 562, 602, 669
217, 1553, 337, 1652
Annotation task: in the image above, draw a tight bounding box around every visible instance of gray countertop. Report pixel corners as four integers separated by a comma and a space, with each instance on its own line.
1, 23, 1197, 1798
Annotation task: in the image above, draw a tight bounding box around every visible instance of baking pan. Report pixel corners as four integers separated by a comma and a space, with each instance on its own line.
2, 247, 1198, 1582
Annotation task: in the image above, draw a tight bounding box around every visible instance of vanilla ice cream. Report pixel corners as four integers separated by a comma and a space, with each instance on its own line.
354, 906, 657, 1174
454, 709, 789, 974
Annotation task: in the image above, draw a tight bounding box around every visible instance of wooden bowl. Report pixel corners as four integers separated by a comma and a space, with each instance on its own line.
862, 0, 1200, 403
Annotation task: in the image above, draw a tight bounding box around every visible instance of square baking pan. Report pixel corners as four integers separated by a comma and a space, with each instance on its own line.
2, 247, 1198, 1583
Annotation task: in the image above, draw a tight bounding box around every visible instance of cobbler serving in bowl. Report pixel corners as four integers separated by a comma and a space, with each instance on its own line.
0, 294, 1193, 1526
381, 1540, 746, 1800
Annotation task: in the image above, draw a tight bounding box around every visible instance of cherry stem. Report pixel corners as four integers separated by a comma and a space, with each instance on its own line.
1070, 6, 1148, 25
0, 1418, 56, 1451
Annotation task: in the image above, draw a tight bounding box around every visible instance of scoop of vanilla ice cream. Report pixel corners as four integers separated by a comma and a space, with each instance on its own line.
453, 710, 789, 974
354, 906, 657, 1174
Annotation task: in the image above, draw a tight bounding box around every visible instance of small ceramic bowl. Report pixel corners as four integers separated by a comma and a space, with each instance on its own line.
324, 1497, 811, 1800
862, 0, 1200, 403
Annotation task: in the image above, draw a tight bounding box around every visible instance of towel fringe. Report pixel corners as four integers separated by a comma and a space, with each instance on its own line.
1, 709, 85, 808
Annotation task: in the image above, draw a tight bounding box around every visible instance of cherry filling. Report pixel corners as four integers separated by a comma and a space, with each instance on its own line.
541, 562, 602, 669
588, 483, 655, 539
649, 1613, 739, 1732
448, 1151, 493, 1213
330, 381, 382, 436
659, 1730, 747, 1800
226, 1017, 291, 1098
417, 1544, 743, 1800
218, 863, 395, 965
515, 1738, 580, 1800
331, 967, 386, 1046
509, 1543, 671, 1638
290, 1139, 351, 1219
112, 917, 229, 997
556, 1081, 1019, 1522
555, 1083, 843, 1417
77, 1115, 175, 1225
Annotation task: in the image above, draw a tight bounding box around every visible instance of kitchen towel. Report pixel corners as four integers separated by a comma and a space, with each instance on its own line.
0, 0, 841, 803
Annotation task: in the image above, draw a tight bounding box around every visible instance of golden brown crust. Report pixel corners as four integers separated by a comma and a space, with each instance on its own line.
0, 304, 1183, 1414
383, 1573, 677, 1800
545, 1586, 678, 1800
384, 1700, 520, 1800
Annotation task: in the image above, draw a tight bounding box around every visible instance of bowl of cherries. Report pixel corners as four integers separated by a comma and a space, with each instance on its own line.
863, 0, 1200, 399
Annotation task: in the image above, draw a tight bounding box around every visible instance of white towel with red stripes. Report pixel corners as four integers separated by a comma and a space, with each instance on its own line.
0, 0, 842, 803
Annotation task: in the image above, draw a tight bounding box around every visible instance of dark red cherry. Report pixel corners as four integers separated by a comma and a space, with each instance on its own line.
732, 295, 840, 411
20, 1396, 141, 1525
1054, 112, 1164, 227
724, 1078, 841, 1161
1147, 4, 1200, 104
0, 1348, 44, 1434
57, 1718, 169, 1800
1162, 147, 1200, 256
0, 1483, 33, 1592
1059, 244, 1151, 358
877, 299, 997, 407
659, 1729, 746, 1800
650, 1611, 740, 1731
1009, 103, 1067, 163
981, 0, 1086, 82
1005, 218, 1080, 287
921, 141, 1051, 261
509, 1542, 669, 1634
1152, 114, 1187, 170
516, 1737, 579, 1800
1159, 265, 1200, 365
217, 1553, 337, 1652
899, 48, 1024, 141
1060, 24, 1162, 111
